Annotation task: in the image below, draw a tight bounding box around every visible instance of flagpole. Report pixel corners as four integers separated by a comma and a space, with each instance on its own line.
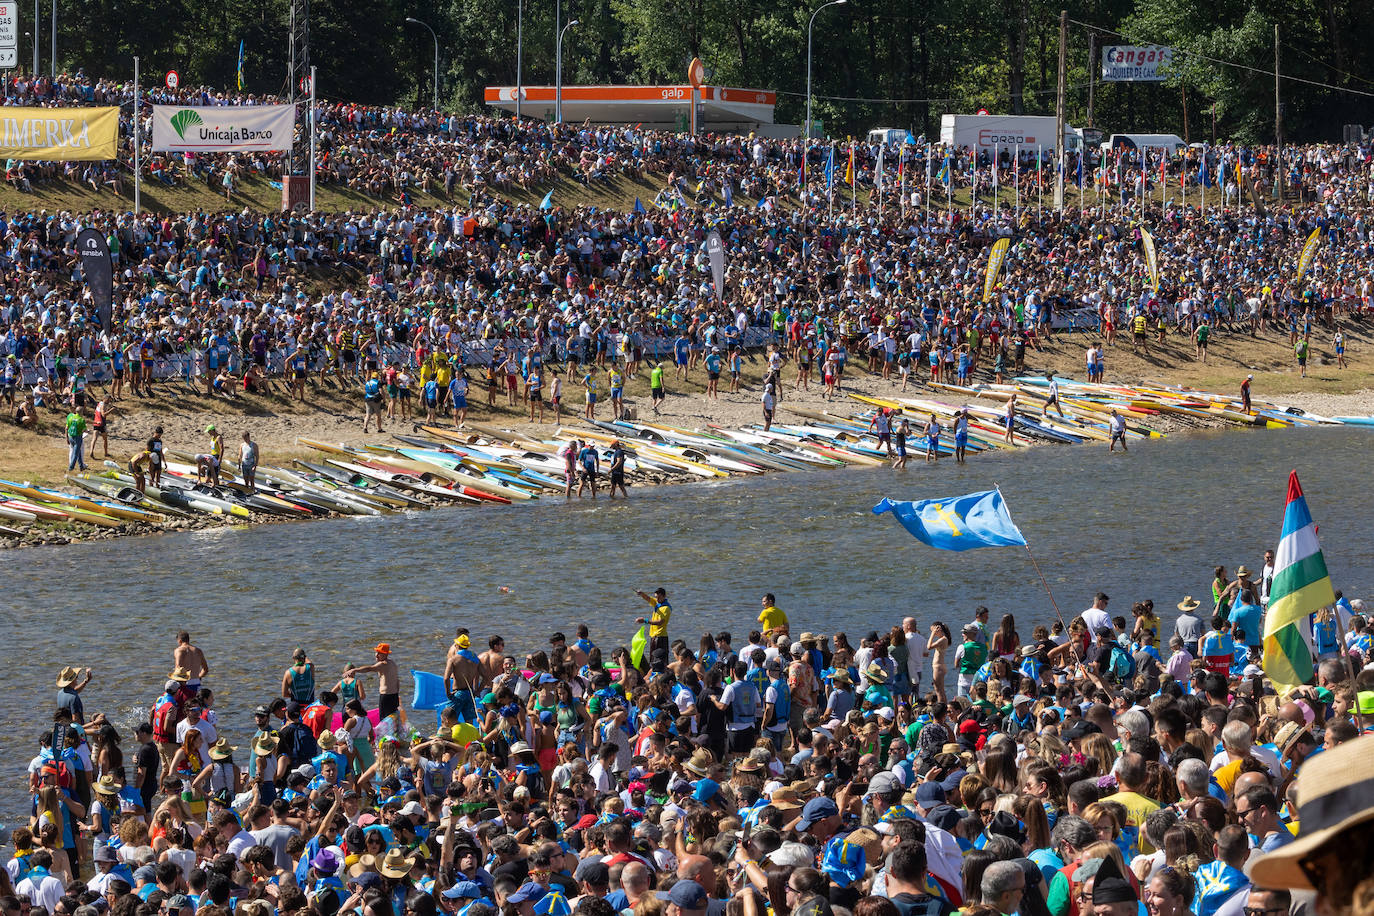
993, 484, 1079, 665
1014, 143, 1020, 223
1037, 145, 1042, 221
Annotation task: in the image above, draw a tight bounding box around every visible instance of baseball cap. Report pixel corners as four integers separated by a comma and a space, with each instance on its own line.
508, 882, 548, 905
866, 771, 901, 797
797, 796, 840, 831
656, 880, 709, 911
399, 800, 425, 817
915, 783, 947, 807
442, 882, 485, 900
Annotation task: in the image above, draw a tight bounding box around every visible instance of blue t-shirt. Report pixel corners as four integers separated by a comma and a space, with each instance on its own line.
1229, 599, 1262, 648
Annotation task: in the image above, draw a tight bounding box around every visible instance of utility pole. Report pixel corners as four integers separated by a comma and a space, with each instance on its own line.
1181, 80, 1189, 143
1274, 23, 1283, 201
1054, 8, 1066, 210
1087, 31, 1095, 128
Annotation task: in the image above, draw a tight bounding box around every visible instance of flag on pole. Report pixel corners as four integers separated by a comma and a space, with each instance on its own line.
844, 145, 854, 186
825, 145, 836, 192
1141, 227, 1160, 292
983, 237, 1010, 302
1198, 151, 1210, 188
872, 490, 1027, 552
1296, 228, 1323, 284
874, 145, 885, 190
1263, 471, 1337, 693
630, 625, 649, 669
633, 197, 646, 214
540, 190, 554, 210
237, 40, 246, 91
723, 182, 733, 208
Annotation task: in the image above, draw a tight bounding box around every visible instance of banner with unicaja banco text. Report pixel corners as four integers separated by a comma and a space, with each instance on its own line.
151, 104, 296, 152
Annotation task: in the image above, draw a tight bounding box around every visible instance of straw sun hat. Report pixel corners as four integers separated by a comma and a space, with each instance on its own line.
1250, 734, 1374, 890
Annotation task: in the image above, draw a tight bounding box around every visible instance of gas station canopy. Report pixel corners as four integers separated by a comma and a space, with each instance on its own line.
484, 84, 789, 135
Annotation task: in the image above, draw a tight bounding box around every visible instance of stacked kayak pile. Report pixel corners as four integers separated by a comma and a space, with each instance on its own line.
5, 376, 1365, 546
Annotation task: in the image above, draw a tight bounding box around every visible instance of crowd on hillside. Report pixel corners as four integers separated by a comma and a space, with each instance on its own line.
0, 73, 1371, 427
8, 586, 1374, 916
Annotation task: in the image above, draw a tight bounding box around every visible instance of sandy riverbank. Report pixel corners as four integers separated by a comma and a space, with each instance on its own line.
4, 324, 1372, 548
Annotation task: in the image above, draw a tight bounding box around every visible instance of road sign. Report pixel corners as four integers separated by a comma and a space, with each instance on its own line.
0, 2, 17, 51
299, 76, 312, 94
165, 70, 179, 89
0, 48, 15, 68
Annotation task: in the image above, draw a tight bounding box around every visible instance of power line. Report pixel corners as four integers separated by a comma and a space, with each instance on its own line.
1067, 17, 1374, 99
778, 80, 1096, 106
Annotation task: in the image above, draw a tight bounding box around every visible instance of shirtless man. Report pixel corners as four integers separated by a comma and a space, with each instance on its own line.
174, 632, 210, 691
443, 629, 484, 724
347, 644, 401, 721
479, 636, 506, 685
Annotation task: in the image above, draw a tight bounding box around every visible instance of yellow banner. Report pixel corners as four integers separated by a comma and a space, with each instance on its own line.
983, 237, 1010, 303
1295, 228, 1322, 285
1137, 226, 1159, 292
1141, 227, 1160, 292
0, 107, 119, 160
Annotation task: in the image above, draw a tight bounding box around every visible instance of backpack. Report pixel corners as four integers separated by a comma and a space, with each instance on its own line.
1109, 644, 1136, 682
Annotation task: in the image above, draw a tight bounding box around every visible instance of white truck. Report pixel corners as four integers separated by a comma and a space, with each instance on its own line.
1102, 133, 1186, 154
939, 114, 1081, 154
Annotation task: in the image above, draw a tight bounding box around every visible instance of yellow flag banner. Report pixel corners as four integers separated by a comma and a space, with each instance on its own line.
983, 237, 1010, 302
1141, 227, 1160, 292
0, 107, 119, 160
1295, 228, 1322, 285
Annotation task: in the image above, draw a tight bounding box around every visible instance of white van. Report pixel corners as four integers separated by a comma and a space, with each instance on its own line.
1104, 133, 1186, 153
867, 128, 907, 146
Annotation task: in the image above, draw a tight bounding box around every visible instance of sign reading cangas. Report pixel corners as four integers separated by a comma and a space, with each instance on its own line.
0, 107, 118, 160
151, 104, 296, 152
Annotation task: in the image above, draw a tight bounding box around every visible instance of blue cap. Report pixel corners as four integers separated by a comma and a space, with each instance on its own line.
508, 882, 548, 905
656, 880, 709, 910
443, 882, 486, 900
915, 783, 947, 806
797, 796, 840, 831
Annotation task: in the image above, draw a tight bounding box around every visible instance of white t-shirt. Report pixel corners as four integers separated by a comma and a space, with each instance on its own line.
1082, 607, 1111, 634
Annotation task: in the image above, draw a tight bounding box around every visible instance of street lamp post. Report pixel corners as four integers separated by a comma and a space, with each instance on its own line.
805, 0, 845, 140
515, 0, 523, 119
405, 17, 439, 110
556, 19, 578, 124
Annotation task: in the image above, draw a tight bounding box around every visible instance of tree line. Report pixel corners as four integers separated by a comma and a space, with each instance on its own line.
46, 0, 1374, 142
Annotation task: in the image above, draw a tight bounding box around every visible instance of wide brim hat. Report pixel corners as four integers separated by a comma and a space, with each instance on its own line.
1177, 596, 1201, 611
863, 663, 888, 683
684, 749, 714, 778
378, 849, 415, 879
56, 666, 80, 688
1250, 735, 1374, 890
209, 739, 236, 761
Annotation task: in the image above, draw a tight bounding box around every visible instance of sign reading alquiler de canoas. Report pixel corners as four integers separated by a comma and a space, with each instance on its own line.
151, 104, 296, 153
0, 107, 119, 160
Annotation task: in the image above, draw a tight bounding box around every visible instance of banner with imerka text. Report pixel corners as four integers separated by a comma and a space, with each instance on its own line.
0, 107, 118, 160
151, 104, 295, 152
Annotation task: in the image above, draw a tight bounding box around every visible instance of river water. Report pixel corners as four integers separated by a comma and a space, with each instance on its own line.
6, 425, 1373, 822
